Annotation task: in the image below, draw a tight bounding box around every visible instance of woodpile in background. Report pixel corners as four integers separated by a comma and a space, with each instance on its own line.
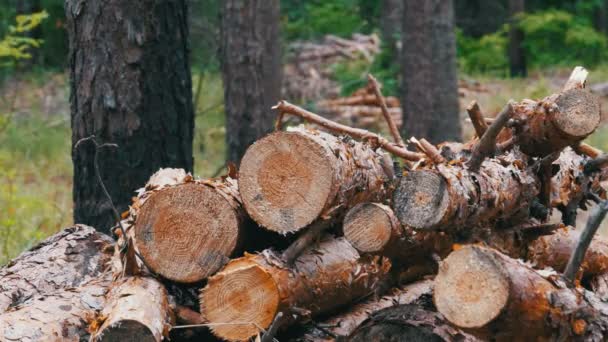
3, 67, 608, 341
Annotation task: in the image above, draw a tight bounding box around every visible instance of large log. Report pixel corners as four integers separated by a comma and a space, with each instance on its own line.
393, 150, 539, 231
90, 277, 174, 342
434, 245, 608, 340
239, 126, 393, 234
200, 236, 391, 341
0, 225, 113, 313
0, 276, 110, 342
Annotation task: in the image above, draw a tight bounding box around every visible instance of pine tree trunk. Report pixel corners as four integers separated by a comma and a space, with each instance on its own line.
221, 0, 282, 163
0, 225, 113, 313
508, 0, 526, 77
380, 0, 402, 57
65, 0, 194, 234
200, 236, 392, 341
239, 126, 393, 234
401, 0, 461, 143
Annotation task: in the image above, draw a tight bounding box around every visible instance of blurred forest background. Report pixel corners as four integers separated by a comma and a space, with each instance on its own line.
2, 0, 608, 265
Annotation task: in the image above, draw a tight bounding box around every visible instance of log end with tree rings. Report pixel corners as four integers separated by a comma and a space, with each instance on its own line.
434, 246, 510, 329
343, 203, 398, 253
239, 130, 337, 234
201, 262, 280, 341
552, 88, 600, 140
392, 171, 450, 230
134, 182, 242, 283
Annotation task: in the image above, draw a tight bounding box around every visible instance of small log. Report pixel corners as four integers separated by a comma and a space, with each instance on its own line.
90, 277, 173, 342
0, 276, 111, 341
200, 236, 391, 341
434, 245, 608, 340
393, 150, 539, 230
130, 168, 248, 283
0, 225, 113, 313
347, 304, 480, 342
239, 126, 393, 233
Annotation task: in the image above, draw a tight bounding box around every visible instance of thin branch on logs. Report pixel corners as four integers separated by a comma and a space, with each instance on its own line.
575, 142, 603, 159
563, 66, 588, 91
466, 101, 514, 171
496, 137, 515, 153
281, 219, 332, 265
367, 74, 404, 146
261, 312, 283, 342
175, 305, 204, 325
273, 100, 423, 161
585, 153, 608, 175
122, 237, 139, 277
410, 137, 445, 164
466, 100, 488, 137
564, 200, 608, 283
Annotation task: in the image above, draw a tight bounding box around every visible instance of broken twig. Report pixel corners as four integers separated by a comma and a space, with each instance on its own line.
466, 101, 514, 171
367, 74, 404, 146
466, 100, 488, 138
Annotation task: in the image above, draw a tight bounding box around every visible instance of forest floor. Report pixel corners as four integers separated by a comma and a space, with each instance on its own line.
1, 67, 608, 265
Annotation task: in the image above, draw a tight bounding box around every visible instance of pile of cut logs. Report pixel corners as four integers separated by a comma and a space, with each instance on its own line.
4, 67, 608, 342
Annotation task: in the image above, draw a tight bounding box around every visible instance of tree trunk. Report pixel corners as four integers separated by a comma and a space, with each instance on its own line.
508, 0, 526, 77
0, 276, 111, 342
65, 0, 194, 234
401, 0, 461, 143
221, 0, 282, 163
90, 277, 173, 342
239, 126, 393, 234
434, 245, 608, 340
0, 225, 113, 313
380, 0, 402, 57
347, 304, 480, 342
200, 236, 392, 341
393, 150, 539, 231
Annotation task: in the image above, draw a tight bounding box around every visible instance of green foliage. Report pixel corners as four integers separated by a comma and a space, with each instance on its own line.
0, 11, 48, 65
457, 27, 509, 76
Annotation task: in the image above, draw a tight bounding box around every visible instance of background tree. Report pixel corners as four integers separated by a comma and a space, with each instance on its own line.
401, 0, 461, 143
220, 0, 282, 163
380, 0, 402, 57
508, 0, 527, 77
65, 0, 194, 233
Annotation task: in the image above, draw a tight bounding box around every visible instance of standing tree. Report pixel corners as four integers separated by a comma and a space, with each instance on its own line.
220, 0, 282, 163
65, 0, 195, 233
380, 0, 403, 57
508, 0, 527, 77
401, 0, 461, 143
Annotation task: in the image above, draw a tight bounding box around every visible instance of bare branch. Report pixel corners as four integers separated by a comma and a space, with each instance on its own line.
574, 142, 603, 159
367, 74, 404, 146
466, 100, 488, 137
261, 312, 284, 342
466, 101, 515, 171
411, 137, 445, 164
273, 100, 423, 161
563, 66, 588, 91
281, 219, 332, 265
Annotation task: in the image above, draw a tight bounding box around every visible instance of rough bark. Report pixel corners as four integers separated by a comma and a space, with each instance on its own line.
347, 304, 480, 342
221, 0, 282, 163
291, 279, 434, 341
380, 0, 402, 56
434, 245, 608, 341
508, 0, 526, 77
0, 225, 113, 313
401, 0, 461, 143
133, 174, 247, 283
65, 0, 194, 234
90, 277, 173, 342
239, 126, 393, 234
0, 276, 111, 342
200, 236, 392, 341
393, 150, 539, 231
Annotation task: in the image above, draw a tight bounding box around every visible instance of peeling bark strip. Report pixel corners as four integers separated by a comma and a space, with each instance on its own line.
133, 176, 246, 283
90, 277, 173, 342
200, 236, 391, 341
239, 126, 393, 234
294, 279, 434, 341
348, 304, 481, 342
65, 0, 194, 233
343, 202, 452, 263
0, 225, 113, 313
434, 245, 608, 341
0, 276, 110, 342
512, 87, 600, 157
393, 150, 539, 231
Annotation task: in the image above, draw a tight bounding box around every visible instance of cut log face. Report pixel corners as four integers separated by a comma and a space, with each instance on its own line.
200, 236, 391, 341
91, 277, 173, 342
134, 179, 244, 283
343, 203, 399, 253
239, 126, 391, 233
434, 247, 510, 328
0, 225, 113, 313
